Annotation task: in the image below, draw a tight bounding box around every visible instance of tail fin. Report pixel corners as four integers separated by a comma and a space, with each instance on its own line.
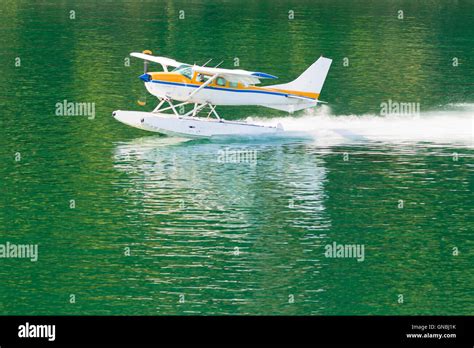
270, 56, 332, 95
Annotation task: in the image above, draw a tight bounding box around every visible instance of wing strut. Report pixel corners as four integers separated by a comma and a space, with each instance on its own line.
186, 74, 218, 100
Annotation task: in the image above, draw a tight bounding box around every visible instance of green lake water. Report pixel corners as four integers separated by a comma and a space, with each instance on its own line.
0, 0, 473, 315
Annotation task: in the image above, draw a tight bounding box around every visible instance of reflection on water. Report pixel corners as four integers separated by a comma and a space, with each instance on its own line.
112, 135, 330, 314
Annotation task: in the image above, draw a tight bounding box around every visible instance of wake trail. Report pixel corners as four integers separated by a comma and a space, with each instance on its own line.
247, 103, 474, 147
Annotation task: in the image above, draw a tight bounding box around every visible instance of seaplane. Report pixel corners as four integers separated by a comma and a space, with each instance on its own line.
113, 50, 332, 138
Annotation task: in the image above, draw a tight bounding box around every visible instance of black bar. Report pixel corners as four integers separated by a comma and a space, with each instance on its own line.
0, 316, 472, 346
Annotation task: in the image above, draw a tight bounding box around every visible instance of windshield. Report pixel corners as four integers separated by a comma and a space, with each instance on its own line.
172, 64, 192, 79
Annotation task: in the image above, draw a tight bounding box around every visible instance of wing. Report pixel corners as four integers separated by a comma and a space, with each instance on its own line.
192, 66, 278, 85
130, 52, 184, 69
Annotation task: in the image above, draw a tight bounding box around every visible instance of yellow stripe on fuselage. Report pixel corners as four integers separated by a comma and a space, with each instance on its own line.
147, 72, 319, 100
249, 86, 319, 99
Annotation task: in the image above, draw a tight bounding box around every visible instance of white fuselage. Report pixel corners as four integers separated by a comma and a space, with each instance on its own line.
144, 81, 315, 108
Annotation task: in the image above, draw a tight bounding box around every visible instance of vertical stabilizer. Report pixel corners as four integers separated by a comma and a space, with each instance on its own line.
269, 57, 332, 95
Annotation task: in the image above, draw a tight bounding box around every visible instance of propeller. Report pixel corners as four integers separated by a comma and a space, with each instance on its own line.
137, 50, 152, 105
142, 50, 152, 73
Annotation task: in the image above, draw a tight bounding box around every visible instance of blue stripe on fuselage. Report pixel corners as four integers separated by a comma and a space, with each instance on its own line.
148, 80, 315, 100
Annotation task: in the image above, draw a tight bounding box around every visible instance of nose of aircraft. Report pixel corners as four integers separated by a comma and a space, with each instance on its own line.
139, 73, 151, 82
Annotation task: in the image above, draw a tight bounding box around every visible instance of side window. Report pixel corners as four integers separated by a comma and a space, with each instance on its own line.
216, 77, 226, 86
229, 82, 238, 88
181, 68, 192, 79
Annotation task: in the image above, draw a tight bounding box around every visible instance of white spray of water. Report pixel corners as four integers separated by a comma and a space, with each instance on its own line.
247, 104, 474, 147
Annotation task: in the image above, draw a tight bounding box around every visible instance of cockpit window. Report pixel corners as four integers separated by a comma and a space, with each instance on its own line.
172, 64, 193, 79
172, 64, 190, 71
